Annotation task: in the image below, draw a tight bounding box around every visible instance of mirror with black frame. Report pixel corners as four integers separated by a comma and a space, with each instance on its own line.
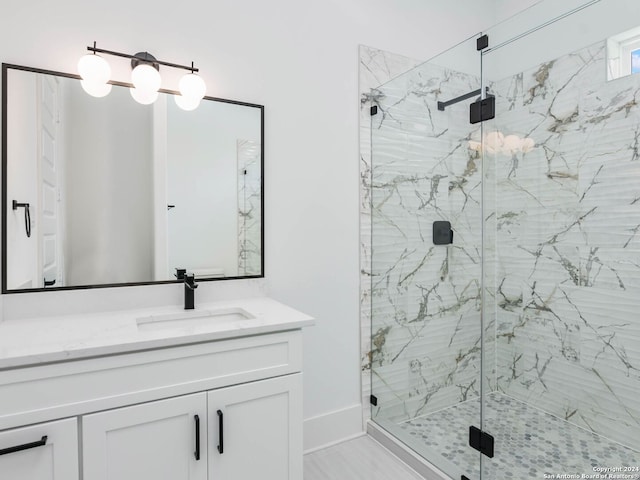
2, 64, 264, 293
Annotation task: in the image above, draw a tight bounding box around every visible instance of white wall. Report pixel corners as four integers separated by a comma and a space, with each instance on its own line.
0, 0, 499, 449
166, 98, 261, 278
486, 0, 640, 80
62, 78, 154, 285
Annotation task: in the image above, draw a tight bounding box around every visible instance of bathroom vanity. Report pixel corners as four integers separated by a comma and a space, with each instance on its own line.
0, 59, 303, 480
0, 297, 314, 480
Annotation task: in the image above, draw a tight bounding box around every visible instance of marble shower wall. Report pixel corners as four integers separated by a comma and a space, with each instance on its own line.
359, 46, 422, 426
491, 41, 640, 451
367, 53, 490, 424
237, 139, 262, 275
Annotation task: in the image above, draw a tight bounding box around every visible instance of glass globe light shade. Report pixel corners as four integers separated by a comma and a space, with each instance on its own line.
178, 73, 206, 101
78, 54, 111, 84
81, 80, 112, 98
131, 64, 161, 93
174, 94, 201, 111
130, 87, 159, 105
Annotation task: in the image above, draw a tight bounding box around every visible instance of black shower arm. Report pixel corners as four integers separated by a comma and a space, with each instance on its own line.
438, 87, 490, 111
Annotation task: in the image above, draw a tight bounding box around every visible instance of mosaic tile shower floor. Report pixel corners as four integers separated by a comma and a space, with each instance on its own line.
396, 392, 640, 480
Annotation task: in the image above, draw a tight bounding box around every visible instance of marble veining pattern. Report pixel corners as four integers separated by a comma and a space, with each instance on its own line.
491, 41, 640, 451
237, 139, 262, 275
362, 35, 640, 474
368, 50, 487, 424
359, 45, 421, 426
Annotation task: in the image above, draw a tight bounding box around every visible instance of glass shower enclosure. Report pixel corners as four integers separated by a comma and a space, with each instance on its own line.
369, 1, 640, 479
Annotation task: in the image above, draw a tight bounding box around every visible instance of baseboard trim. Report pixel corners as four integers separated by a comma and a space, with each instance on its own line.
303, 404, 363, 453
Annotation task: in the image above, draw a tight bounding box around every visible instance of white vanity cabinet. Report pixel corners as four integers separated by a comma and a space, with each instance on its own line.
0, 418, 79, 480
0, 323, 309, 480
81, 374, 302, 480
83, 393, 208, 480
207, 374, 302, 480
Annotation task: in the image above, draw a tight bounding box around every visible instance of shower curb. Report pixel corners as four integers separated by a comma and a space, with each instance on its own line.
367, 421, 457, 480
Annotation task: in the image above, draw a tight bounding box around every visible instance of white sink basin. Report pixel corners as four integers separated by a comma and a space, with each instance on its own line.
136, 307, 255, 331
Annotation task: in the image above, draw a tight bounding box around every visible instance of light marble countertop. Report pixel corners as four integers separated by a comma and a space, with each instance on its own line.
0, 297, 314, 370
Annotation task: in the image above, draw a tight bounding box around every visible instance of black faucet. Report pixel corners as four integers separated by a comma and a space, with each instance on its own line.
184, 274, 198, 310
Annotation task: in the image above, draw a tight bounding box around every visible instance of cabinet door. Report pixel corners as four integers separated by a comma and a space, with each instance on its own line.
83, 392, 207, 480
208, 373, 302, 480
0, 418, 78, 480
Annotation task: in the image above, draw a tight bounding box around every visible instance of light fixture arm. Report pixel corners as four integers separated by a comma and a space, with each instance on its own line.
87, 43, 198, 73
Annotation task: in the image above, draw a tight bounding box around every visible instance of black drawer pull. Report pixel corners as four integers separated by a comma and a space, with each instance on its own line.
194, 415, 200, 460
217, 410, 224, 454
0, 435, 48, 456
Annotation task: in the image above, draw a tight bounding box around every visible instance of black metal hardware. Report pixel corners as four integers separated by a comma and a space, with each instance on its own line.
469, 426, 494, 458
462, 476, 471, 480
184, 274, 198, 310
167, 204, 176, 210
470, 95, 495, 124
12, 200, 31, 238
44, 278, 56, 287
477, 34, 489, 51
175, 268, 186, 280
0, 435, 47, 456
370, 105, 378, 116
87, 42, 198, 73
433, 221, 453, 245
438, 87, 489, 112
194, 415, 200, 461
370, 395, 378, 406
131, 52, 160, 72
217, 410, 224, 454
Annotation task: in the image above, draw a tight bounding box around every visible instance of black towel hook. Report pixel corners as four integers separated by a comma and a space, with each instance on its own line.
12, 200, 31, 238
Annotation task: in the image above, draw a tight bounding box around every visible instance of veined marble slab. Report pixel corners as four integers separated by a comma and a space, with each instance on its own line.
0, 297, 314, 370
492, 40, 640, 451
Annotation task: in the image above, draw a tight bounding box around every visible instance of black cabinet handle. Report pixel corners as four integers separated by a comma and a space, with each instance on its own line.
44, 278, 56, 287
217, 410, 224, 454
194, 415, 200, 460
0, 435, 47, 456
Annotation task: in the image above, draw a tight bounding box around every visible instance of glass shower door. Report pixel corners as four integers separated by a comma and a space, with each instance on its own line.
481, 0, 640, 478
370, 34, 485, 480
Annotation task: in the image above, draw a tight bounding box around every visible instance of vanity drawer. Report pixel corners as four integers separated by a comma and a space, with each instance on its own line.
0, 330, 302, 430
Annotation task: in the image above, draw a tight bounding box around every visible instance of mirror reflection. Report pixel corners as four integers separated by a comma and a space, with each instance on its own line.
3, 65, 263, 292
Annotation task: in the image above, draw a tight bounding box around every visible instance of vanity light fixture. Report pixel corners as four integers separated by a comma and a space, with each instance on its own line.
77, 52, 112, 98
77, 42, 207, 110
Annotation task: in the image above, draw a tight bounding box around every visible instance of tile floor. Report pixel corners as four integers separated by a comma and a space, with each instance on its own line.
306, 393, 640, 479
398, 392, 640, 479
304, 435, 424, 480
